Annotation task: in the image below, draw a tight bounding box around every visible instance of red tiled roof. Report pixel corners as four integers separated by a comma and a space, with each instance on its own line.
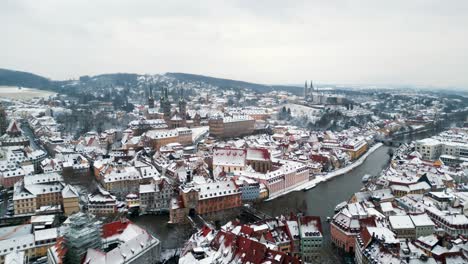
200, 225, 212, 237
360, 227, 373, 248
359, 216, 377, 229
102, 219, 130, 238
300, 215, 323, 233
239, 225, 254, 236
211, 230, 236, 251
235, 236, 268, 264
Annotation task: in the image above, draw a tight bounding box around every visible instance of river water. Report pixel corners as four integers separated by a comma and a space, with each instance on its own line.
256, 145, 391, 262
132, 145, 392, 255
132, 120, 462, 261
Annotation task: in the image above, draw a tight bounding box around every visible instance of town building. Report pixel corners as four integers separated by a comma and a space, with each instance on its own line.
62, 184, 80, 216
212, 147, 246, 174
299, 216, 323, 262
169, 179, 242, 223
87, 187, 118, 216
0, 120, 29, 147
82, 219, 161, 264
208, 115, 255, 138
235, 176, 260, 201
143, 128, 192, 150
139, 177, 173, 214
179, 214, 321, 263
389, 215, 416, 239
409, 213, 435, 238
13, 172, 64, 215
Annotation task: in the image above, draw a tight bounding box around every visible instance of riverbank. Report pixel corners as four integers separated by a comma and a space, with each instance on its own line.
266, 143, 383, 201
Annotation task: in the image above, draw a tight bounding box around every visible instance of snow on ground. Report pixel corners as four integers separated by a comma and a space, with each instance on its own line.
266, 143, 383, 201
281, 103, 322, 118
0, 86, 56, 100
192, 126, 209, 142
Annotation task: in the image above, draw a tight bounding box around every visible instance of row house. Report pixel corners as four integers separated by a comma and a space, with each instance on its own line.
128, 118, 167, 136
330, 203, 376, 253
139, 177, 173, 214
234, 176, 260, 201
169, 179, 242, 223
425, 205, 468, 237
342, 137, 368, 160
212, 147, 246, 174
298, 216, 323, 262
238, 160, 308, 198
0, 162, 32, 188
61, 185, 80, 216
180, 214, 322, 263
61, 154, 91, 181
143, 128, 193, 150
0, 224, 59, 264
102, 166, 142, 199
87, 187, 118, 216
208, 115, 255, 138
3, 146, 47, 173
12, 173, 67, 215
195, 180, 242, 216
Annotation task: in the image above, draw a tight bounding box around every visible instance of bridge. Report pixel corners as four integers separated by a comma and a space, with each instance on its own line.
240, 206, 272, 221
375, 138, 406, 147
187, 214, 214, 230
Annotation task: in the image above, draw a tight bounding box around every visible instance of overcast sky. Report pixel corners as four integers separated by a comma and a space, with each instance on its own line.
1, 0, 467, 87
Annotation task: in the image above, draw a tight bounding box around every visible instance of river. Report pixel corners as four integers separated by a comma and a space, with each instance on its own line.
131, 145, 392, 255
256, 145, 391, 262
132, 121, 461, 261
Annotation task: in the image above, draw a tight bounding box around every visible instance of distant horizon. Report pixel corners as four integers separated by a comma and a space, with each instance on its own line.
1, 1, 468, 87
2, 67, 467, 93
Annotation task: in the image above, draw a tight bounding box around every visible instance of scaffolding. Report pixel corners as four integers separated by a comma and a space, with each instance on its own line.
63, 213, 102, 264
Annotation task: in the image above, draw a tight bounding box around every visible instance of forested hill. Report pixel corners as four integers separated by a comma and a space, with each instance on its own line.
0, 68, 303, 95
167, 72, 302, 94
0, 68, 53, 89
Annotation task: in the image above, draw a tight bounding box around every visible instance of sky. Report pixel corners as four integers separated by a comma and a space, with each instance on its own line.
1, 0, 468, 88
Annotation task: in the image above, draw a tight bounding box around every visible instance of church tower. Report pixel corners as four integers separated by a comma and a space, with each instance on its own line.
0, 103, 6, 136
148, 85, 155, 109
178, 87, 187, 118
161, 87, 172, 121
304, 80, 308, 99
310, 81, 314, 102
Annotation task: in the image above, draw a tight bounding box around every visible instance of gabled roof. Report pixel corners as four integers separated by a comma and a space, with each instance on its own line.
6, 119, 22, 134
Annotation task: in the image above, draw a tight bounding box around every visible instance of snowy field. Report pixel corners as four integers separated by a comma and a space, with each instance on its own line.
281, 103, 322, 118
0, 86, 56, 100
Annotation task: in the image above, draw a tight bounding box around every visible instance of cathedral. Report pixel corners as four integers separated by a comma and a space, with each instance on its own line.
304, 80, 317, 101
155, 85, 188, 129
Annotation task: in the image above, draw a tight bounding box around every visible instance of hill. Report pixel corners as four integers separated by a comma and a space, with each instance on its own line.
166, 72, 302, 94
0, 68, 303, 95
0, 68, 54, 89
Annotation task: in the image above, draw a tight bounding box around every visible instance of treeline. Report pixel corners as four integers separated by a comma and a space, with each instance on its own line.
0, 68, 54, 89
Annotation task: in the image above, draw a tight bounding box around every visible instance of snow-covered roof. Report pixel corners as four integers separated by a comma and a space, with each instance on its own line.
389, 215, 415, 230
410, 214, 435, 227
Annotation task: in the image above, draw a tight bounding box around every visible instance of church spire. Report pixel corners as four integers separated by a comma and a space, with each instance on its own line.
304, 80, 308, 99
148, 85, 155, 109
179, 86, 184, 100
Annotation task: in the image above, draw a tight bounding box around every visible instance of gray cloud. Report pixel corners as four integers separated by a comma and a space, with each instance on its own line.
1, 0, 467, 87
